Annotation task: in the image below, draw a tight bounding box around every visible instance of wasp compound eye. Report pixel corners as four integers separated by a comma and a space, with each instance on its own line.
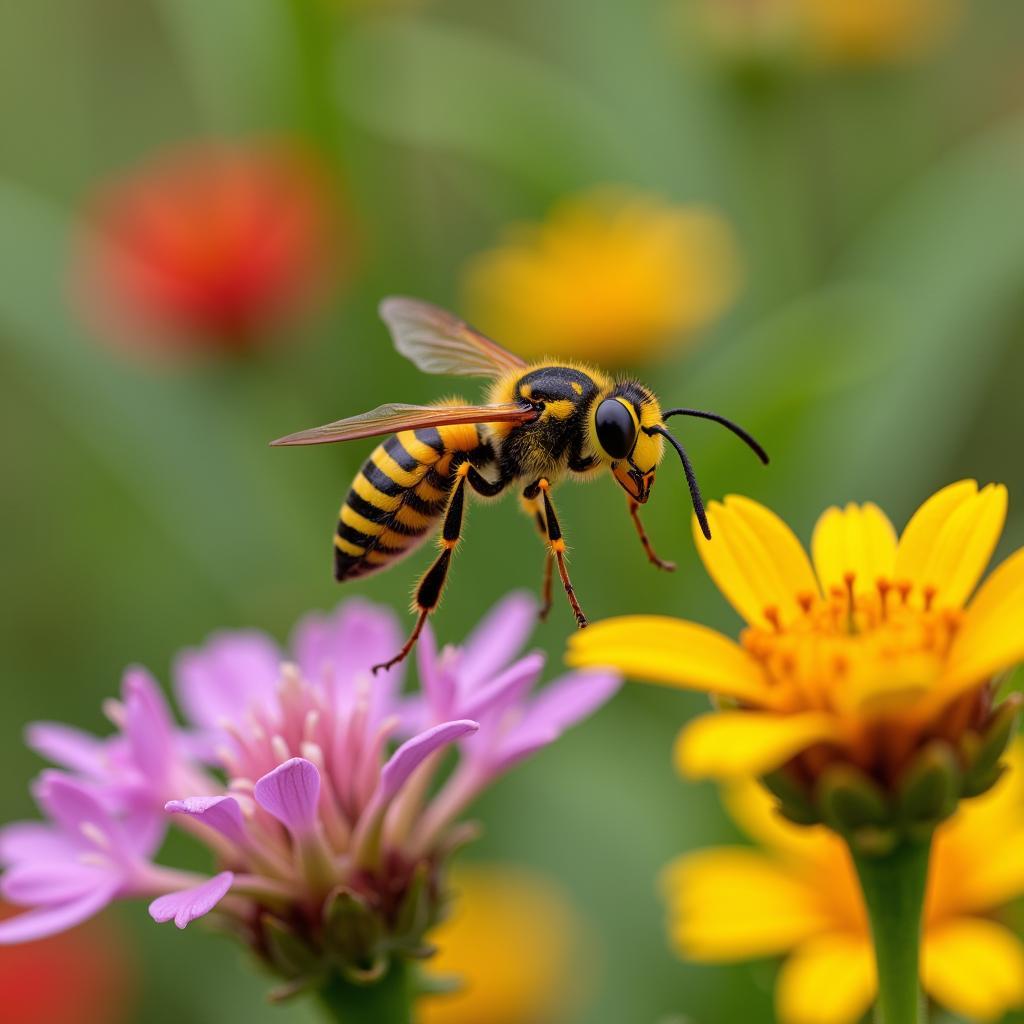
595, 399, 637, 460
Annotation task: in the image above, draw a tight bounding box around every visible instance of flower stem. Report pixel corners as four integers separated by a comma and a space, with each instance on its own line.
850, 837, 932, 1024
316, 962, 413, 1024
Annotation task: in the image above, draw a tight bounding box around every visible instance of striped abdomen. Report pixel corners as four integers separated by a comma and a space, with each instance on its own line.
334, 425, 479, 582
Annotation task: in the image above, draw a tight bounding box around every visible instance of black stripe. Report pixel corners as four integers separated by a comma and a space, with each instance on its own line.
362, 460, 405, 497
335, 547, 362, 581
384, 435, 420, 473
336, 522, 375, 549
424, 467, 450, 491
405, 488, 443, 516
380, 512, 429, 538
414, 427, 445, 454
345, 490, 390, 526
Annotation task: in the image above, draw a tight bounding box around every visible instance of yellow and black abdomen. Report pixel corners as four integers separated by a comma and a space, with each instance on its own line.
334, 425, 478, 582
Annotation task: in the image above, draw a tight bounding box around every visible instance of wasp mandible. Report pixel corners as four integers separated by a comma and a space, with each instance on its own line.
272, 298, 769, 671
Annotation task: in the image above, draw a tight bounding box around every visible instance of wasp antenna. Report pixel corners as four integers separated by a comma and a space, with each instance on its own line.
647, 425, 711, 540
661, 408, 770, 465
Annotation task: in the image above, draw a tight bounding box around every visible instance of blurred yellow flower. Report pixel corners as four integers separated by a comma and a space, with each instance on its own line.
569, 482, 1024, 840
665, 742, 1024, 1024
461, 187, 740, 368
419, 864, 581, 1024
798, 0, 961, 66
694, 0, 961, 68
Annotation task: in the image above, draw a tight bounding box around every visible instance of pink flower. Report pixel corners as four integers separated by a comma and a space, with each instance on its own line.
72, 142, 339, 358
0, 596, 617, 995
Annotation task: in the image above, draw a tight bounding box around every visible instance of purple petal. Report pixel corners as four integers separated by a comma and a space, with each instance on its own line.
380, 720, 478, 803
292, 599, 405, 714
253, 758, 320, 836
460, 653, 545, 722
519, 671, 621, 734
415, 622, 457, 720
490, 672, 620, 773
2, 863, 105, 905
0, 823, 80, 866
25, 723, 108, 775
123, 667, 177, 782
32, 772, 111, 837
174, 630, 282, 731
165, 796, 247, 846
0, 885, 117, 944
148, 871, 234, 929
457, 592, 538, 689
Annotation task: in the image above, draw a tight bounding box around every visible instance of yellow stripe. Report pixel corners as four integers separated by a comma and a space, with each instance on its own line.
340, 504, 385, 537
546, 399, 575, 420
394, 504, 434, 531
416, 479, 447, 504
352, 473, 403, 512
365, 549, 396, 565
380, 528, 415, 550
334, 534, 365, 556
396, 430, 441, 465
437, 423, 480, 453
371, 449, 422, 488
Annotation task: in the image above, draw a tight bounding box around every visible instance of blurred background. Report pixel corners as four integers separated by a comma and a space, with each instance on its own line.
2, 0, 1024, 1021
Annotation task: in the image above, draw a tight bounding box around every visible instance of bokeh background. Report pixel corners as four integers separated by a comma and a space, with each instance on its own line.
3, 1, 1024, 1021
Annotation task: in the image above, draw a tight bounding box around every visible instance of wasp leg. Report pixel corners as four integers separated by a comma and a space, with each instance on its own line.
628, 498, 676, 572
526, 479, 588, 629
519, 494, 554, 621
373, 464, 473, 674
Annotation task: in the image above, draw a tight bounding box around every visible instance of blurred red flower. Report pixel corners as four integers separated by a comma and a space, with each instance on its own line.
0, 905, 134, 1024
72, 142, 340, 358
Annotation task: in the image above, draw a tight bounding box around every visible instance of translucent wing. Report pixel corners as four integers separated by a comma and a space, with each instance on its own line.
379, 296, 527, 378
270, 402, 537, 447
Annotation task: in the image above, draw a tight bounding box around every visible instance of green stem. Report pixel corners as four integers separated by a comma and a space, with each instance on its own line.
316, 961, 413, 1024
850, 837, 932, 1024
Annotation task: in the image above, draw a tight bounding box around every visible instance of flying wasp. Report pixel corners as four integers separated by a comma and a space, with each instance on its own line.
271, 298, 769, 672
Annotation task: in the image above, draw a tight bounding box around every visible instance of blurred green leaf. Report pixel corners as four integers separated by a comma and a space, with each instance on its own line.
0, 180, 323, 610
335, 17, 630, 191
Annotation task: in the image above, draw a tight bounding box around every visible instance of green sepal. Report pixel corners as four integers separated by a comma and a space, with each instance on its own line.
322, 886, 386, 976
898, 740, 961, 836
961, 694, 1021, 798
393, 862, 432, 944
761, 767, 818, 825
816, 763, 890, 834
261, 913, 322, 979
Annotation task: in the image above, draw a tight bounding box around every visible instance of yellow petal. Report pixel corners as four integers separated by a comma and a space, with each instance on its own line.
937, 547, 1024, 703
723, 778, 837, 863
565, 615, 775, 706
694, 495, 820, 627
894, 480, 1007, 608
922, 918, 1024, 1022
811, 502, 897, 595
675, 711, 845, 779
775, 933, 876, 1024
662, 850, 832, 962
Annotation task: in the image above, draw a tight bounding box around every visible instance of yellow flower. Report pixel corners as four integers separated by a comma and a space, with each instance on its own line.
797, 0, 961, 66
665, 742, 1024, 1024
568, 482, 1024, 838
461, 187, 740, 368
693, 0, 961, 68
419, 864, 581, 1024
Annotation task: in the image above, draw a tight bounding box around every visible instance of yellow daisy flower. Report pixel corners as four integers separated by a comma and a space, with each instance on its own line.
568, 481, 1024, 842
461, 187, 740, 368
419, 864, 581, 1024
666, 742, 1024, 1024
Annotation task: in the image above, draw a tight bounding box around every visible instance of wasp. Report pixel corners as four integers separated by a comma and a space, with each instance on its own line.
272, 298, 768, 672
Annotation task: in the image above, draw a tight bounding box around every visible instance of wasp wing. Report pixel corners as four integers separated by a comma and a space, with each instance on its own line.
379, 296, 527, 378
270, 402, 537, 446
